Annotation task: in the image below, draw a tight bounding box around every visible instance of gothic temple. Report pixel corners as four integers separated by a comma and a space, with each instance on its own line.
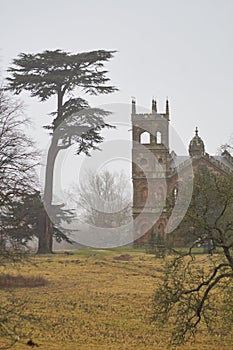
131, 99, 233, 245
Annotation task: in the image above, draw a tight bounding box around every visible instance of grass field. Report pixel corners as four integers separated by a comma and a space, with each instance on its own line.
0, 249, 232, 349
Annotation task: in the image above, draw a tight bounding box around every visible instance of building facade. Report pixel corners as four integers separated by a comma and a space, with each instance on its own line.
131, 99, 233, 245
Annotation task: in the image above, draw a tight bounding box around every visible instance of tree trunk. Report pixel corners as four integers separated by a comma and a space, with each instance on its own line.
37, 89, 66, 254
37, 137, 59, 254
37, 207, 53, 254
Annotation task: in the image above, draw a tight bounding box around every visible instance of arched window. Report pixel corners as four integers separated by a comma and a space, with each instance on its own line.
156, 131, 162, 144
142, 187, 148, 201
173, 187, 178, 202
158, 223, 164, 233
140, 131, 150, 144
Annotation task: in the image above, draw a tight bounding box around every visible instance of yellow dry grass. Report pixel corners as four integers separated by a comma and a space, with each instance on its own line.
0, 250, 232, 349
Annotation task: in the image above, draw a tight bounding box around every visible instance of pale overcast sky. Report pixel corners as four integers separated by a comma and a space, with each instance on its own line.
1, 0, 233, 156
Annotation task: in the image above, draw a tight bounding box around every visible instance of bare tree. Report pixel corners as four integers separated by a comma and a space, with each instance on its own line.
68, 170, 132, 228
0, 88, 41, 347
0, 88, 39, 255
152, 168, 233, 346
220, 134, 233, 155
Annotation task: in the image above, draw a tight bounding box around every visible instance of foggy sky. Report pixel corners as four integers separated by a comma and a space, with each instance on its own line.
1, 0, 233, 156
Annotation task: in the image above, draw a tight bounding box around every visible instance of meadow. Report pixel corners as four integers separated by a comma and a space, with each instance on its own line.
0, 249, 232, 349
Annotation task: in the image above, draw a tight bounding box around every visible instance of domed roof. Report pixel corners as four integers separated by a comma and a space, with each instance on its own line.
189, 127, 205, 157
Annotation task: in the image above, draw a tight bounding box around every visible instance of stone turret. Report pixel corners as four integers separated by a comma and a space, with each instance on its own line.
189, 127, 205, 157
131, 97, 136, 115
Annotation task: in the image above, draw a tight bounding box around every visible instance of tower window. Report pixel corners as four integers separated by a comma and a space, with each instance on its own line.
158, 223, 164, 233
142, 187, 148, 201
156, 131, 162, 144
140, 131, 150, 144
173, 187, 178, 202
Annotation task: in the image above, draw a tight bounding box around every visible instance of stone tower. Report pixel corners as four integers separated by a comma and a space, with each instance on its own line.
131, 99, 171, 244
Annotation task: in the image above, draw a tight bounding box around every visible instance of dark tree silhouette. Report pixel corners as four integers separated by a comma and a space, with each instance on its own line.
0, 88, 41, 348
6, 49, 118, 253
0, 88, 39, 256
152, 169, 233, 346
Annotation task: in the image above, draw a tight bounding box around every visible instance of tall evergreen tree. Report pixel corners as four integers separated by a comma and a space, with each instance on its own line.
7, 49, 118, 253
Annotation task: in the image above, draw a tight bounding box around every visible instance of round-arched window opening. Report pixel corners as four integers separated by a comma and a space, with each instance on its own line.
158, 158, 163, 164
173, 187, 178, 201
142, 187, 148, 201
156, 131, 162, 144
140, 131, 150, 144
158, 223, 164, 233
